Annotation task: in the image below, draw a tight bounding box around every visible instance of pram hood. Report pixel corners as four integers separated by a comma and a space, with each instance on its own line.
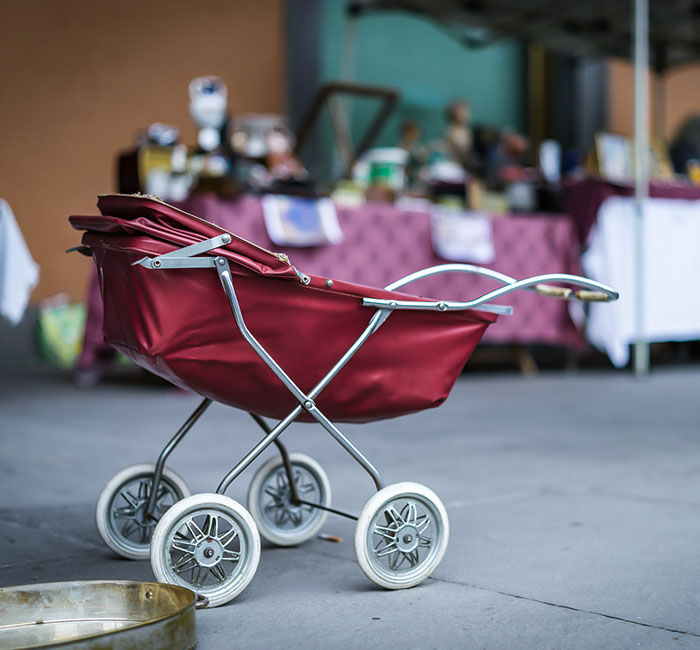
71, 194, 496, 423
70, 194, 297, 280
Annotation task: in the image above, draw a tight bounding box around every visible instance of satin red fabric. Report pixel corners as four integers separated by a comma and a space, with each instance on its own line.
70, 195, 496, 423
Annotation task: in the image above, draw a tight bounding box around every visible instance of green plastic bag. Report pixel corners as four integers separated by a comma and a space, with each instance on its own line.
37, 301, 86, 369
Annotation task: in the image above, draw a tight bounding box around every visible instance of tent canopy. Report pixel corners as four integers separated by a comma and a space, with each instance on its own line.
349, 0, 700, 71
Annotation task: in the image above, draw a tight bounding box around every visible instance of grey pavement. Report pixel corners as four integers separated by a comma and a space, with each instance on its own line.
1, 366, 699, 649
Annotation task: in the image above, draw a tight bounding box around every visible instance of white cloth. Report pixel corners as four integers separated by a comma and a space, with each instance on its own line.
582, 196, 700, 367
0, 199, 39, 325
430, 208, 495, 264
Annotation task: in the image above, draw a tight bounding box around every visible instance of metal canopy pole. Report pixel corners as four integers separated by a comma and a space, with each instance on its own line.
633, 0, 650, 376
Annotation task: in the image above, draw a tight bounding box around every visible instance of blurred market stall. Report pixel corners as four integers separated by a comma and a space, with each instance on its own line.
347, 0, 700, 375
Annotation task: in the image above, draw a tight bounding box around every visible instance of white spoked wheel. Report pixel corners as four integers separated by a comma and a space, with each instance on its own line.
96, 463, 191, 560
247, 453, 331, 546
355, 482, 449, 590
150, 493, 261, 608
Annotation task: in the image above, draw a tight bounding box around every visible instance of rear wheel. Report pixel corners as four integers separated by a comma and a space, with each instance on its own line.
95, 463, 190, 560
247, 453, 331, 546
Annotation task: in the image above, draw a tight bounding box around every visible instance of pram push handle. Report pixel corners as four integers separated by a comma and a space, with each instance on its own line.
362, 263, 619, 314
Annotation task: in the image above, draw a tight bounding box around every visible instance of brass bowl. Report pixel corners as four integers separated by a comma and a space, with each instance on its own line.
0, 581, 196, 649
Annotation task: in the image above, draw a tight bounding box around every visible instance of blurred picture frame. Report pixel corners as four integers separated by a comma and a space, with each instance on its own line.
648, 137, 673, 180
595, 132, 631, 182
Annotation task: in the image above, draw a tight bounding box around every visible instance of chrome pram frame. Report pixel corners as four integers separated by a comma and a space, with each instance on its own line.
95, 234, 618, 607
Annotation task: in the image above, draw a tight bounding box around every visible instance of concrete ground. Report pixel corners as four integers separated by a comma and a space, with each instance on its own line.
1, 366, 699, 649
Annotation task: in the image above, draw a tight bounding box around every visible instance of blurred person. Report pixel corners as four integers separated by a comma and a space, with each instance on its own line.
670, 114, 700, 175
443, 98, 480, 173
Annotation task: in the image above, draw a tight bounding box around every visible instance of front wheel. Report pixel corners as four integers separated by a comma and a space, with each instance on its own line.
354, 482, 449, 589
95, 463, 190, 560
150, 493, 261, 608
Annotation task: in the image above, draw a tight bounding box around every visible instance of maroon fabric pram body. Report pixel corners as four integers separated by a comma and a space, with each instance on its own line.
70, 195, 496, 423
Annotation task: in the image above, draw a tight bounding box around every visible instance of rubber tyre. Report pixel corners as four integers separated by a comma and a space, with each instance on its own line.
354, 482, 449, 589
247, 453, 331, 546
150, 493, 261, 608
96, 463, 190, 560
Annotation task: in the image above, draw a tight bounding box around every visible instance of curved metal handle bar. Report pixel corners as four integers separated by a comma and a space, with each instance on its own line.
384, 263, 517, 291
366, 270, 619, 312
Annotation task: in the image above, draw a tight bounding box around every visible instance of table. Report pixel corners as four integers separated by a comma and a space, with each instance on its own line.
78, 194, 586, 375
565, 177, 700, 245
582, 195, 700, 367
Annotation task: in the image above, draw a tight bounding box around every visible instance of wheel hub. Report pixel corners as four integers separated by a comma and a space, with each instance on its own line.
194, 538, 223, 567
280, 487, 293, 507
395, 525, 419, 553
132, 502, 148, 526
265, 476, 306, 526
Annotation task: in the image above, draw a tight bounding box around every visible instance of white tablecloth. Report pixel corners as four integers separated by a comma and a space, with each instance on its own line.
582, 196, 700, 367
0, 199, 39, 324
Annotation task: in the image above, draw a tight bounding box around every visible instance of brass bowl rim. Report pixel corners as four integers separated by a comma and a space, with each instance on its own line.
0, 580, 196, 649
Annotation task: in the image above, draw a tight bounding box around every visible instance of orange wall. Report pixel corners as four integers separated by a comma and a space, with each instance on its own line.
607, 59, 700, 140
663, 64, 700, 140
0, 0, 284, 302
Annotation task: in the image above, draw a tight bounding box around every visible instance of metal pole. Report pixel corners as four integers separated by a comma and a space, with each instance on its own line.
633, 0, 650, 376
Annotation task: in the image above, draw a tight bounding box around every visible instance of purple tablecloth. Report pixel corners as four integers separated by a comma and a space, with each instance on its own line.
182, 195, 585, 348
565, 178, 700, 245
79, 194, 585, 373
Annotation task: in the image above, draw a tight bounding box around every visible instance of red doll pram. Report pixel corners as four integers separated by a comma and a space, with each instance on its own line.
70, 194, 618, 607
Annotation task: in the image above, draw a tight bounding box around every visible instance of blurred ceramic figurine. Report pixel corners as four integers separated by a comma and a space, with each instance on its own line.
266, 128, 307, 182
189, 76, 228, 152
444, 98, 476, 170
398, 120, 427, 184
229, 114, 307, 187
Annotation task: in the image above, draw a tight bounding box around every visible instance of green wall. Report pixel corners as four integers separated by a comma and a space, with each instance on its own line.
321, 0, 525, 159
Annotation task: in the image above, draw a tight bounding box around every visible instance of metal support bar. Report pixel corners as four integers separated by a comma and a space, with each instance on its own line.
139, 257, 217, 270
216, 261, 313, 407
298, 499, 358, 521
249, 412, 300, 505
249, 411, 368, 517
133, 233, 233, 269
306, 403, 384, 491
216, 406, 303, 494
306, 309, 390, 400
214, 257, 385, 494
145, 397, 212, 518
